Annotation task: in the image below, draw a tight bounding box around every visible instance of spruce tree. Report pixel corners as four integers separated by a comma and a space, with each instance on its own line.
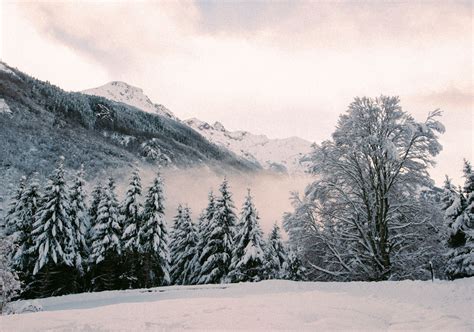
120, 170, 142, 288
0, 235, 21, 313
31, 157, 76, 297
229, 190, 265, 282
264, 223, 288, 279
88, 182, 103, 241
286, 248, 306, 281
170, 205, 198, 285
138, 173, 170, 287
3, 176, 27, 237
191, 191, 216, 284
445, 161, 474, 279
69, 165, 89, 276
89, 177, 122, 291
10, 174, 41, 297
441, 176, 457, 211
198, 179, 237, 284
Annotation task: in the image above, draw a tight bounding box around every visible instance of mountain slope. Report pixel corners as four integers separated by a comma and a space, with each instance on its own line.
184, 118, 313, 174
84, 82, 313, 175
0, 62, 259, 210
83, 81, 177, 120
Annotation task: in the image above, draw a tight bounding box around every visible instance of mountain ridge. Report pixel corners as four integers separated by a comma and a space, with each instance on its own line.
84, 82, 313, 174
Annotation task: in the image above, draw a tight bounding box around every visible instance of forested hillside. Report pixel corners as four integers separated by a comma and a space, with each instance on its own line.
0, 62, 259, 212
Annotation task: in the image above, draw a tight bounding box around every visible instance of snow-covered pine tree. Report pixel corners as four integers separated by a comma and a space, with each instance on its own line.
0, 235, 21, 314
191, 191, 216, 284
89, 177, 122, 291
198, 180, 237, 284
229, 190, 265, 282
170, 205, 198, 285
9, 174, 41, 298
445, 161, 474, 279
69, 165, 89, 276
441, 176, 457, 211
264, 223, 288, 279
120, 170, 143, 289
138, 173, 170, 287
3, 176, 27, 237
88, 182, 103, 242
31, 157, 77, 297
286, 248, 306, 281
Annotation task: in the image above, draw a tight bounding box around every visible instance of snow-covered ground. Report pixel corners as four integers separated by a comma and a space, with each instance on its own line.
2, 279, 473, 331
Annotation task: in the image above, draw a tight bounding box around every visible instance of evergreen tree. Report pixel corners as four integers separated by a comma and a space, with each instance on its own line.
285, 248, 306, 281
69, 165, 89, 276
170, 205, 198, 285
229, 190, 265, 282
120, 170, 143, 288
3, 176, 27, 237
264, 223, 288, 279
88, 182, 103, 241
191, 191, 216, 284
31, 157, 76, 297
441, 176, 457, 211
198, 179, 237, 284
10, 174, 41, 297
0, 235, 21, 313
138, 173, 170, 287
445, 161, 474, 279
89, 177, 122, 291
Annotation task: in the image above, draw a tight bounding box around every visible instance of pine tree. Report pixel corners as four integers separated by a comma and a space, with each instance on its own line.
0, 235, 21, 313
229, 190, 265, 282
69, 165, 89, 276
286, 248, 306, 281
198, 179, 237, 284
120, 170, 142, 288
264, 223, 288, 279
191, 191, 216, 284
441, 176, 457, 211
88, 182, 103, 242
138, 173, 170, 287
3, 176, 27, 237
170, 205, 198, 285
31, 157, 76, 297
89, 177, 122, 291
9, 174, 41, 297
445, 161, 474, 279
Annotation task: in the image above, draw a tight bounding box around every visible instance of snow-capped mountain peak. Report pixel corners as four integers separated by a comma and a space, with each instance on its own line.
83, 81, 177, 120
184, 118, 313, 175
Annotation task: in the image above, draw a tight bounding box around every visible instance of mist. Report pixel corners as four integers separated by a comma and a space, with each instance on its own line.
107, 165, 312, 236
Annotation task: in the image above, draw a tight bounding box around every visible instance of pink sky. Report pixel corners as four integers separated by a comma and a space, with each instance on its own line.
1, 1, 472, 185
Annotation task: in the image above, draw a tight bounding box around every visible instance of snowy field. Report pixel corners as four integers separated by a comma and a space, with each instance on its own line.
2, 279, 473, 331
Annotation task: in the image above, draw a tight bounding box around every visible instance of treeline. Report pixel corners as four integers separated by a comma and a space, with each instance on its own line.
1, 157, 303, 300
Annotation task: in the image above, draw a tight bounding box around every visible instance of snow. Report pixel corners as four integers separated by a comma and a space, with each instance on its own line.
0, 62, 18, 78
0, 98, 12, 114
2, 279, 473, 331
184, 118, 313, 175
83, 81, 177, 120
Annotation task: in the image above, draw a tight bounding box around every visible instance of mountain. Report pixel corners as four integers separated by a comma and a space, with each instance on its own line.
0, 62, 259, 211
83, 81, 313, 174
83, 81, 177, 120
184, 118, 313, 174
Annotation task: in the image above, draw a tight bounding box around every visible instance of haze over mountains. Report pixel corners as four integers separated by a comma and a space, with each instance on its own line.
83, 81, 313, 175
0, 62, 312, 227
0, 62, 258, 199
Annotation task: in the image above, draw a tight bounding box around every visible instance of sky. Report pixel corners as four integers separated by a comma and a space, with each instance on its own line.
1, 1, 472, 185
